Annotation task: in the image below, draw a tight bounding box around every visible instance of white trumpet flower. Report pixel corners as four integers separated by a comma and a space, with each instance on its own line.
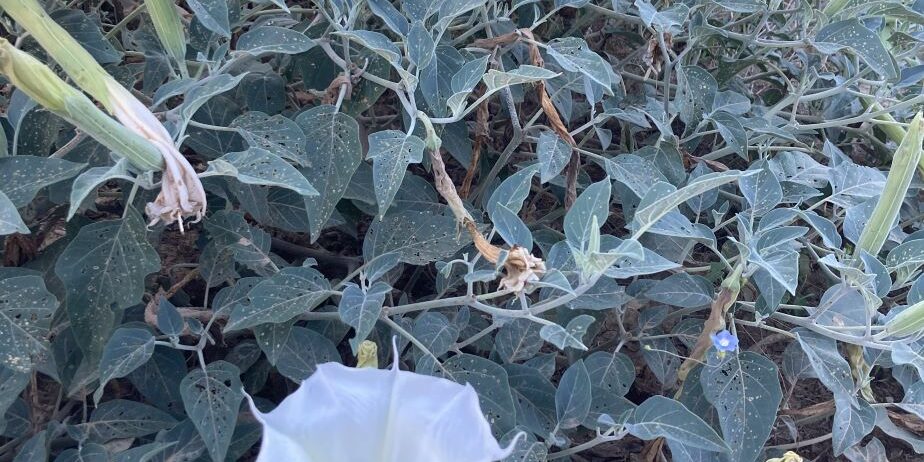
248, 356, 521, 462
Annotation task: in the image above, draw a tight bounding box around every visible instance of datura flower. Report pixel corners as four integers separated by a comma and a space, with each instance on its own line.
104, 80, 207, 230
248, 356, 521, 462
0, 0, 206, 231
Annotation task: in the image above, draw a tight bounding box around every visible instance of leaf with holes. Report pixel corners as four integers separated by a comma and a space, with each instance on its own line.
231, 112, 308, 166
225, 266, 334, 331
297, 105, 362, 242
236, 26, 315, 55
0, 156, 85, 207
180, 361, 243, 462
207, 148, 317, 196
54, 209, 159, 362
338, 282, 390, 353
363, 209, 470, 265
366, 130, 426, 217
68, 399, 177, 443
700, 352, 782, 462
443, 354, 517, 434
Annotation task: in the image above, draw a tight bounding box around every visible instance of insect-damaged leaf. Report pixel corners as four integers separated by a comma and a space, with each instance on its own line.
0, 271, 58, 372
363, 209, 471, 265
297, 105, 362, 242
180, 361, 243, 462
700, 352, 782, 462
206, 148, 318, 196
366, 130, 426, 218
338, 282, 390, 353
231, 112, 308, 166
54, 209, 160, 362
225, 265, 334, 331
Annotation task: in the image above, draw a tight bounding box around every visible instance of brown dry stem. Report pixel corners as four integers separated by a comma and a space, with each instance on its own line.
430, 147, 544, 292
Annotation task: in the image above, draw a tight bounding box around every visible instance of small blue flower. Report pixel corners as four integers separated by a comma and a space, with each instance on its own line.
710, 330, 739, 352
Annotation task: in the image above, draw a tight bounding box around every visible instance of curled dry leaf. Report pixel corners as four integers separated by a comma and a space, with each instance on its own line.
106, 81, 207, 231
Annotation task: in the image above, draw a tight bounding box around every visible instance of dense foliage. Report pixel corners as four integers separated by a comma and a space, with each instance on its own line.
1, 0, 924, 459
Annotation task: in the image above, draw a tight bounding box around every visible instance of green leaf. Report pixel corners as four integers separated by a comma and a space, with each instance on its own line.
225, 266, 334, 331
95, 328, 155, 404
337, 30, 401, 64
537, 131, 572, 183
539, 314, 595, 350
495, 319, 543, 363
795, 329, 857, 406
564, 180, 611, 253
710, 111, 748, 157
68, 159, 139, 220
367, 0, 409, 36
127, 347, 186, 414
13, 429, 47, 462
547, 37, 613, 93
407, 20, 435, 68
739, 159, 782, 215
235, 26, 315, 55
646, 273, 714, 308
52, 9, 122, 64
482, 65, 559, 93
68, 399, 177, 443
231, 112, 308, 166
0, 190, 28, 235
0, 156, 85, 207
556, 359, 592, 429
487, 165, 540, 219
54, 209, 159, 361
204, 210, 276, 275
186, 0, 230, 37
815, 19, 898, 79
363, 209, 471, 265
366, 130, 426, 217
631, 171, 742, 238
443, 354, 517, 434
338, 281, 390, 353
833, 397, 875, 456
493, 204, 533, 250
412, 312, 460, 359
180, 74, 247, 123
700, 352, 782, 462
157, 298, 186, 338
240, 72, 287, 115
297, 105, 362, 242
180, 361, 243, 462
207, 148, 318, 196
0, 366, 29, 434
268, 326, 340, 382
626, 395, 730, 452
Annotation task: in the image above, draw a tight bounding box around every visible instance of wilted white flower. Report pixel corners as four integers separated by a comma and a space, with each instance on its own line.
105, 80, 207, 231
499, 245, 546, 292
248, 355, 521, 462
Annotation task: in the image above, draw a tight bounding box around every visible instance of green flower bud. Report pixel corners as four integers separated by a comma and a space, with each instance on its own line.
0, 39, 162, 171
855, 112, 924, 259
145, 0, 188, 76
884, 300, 924, 338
